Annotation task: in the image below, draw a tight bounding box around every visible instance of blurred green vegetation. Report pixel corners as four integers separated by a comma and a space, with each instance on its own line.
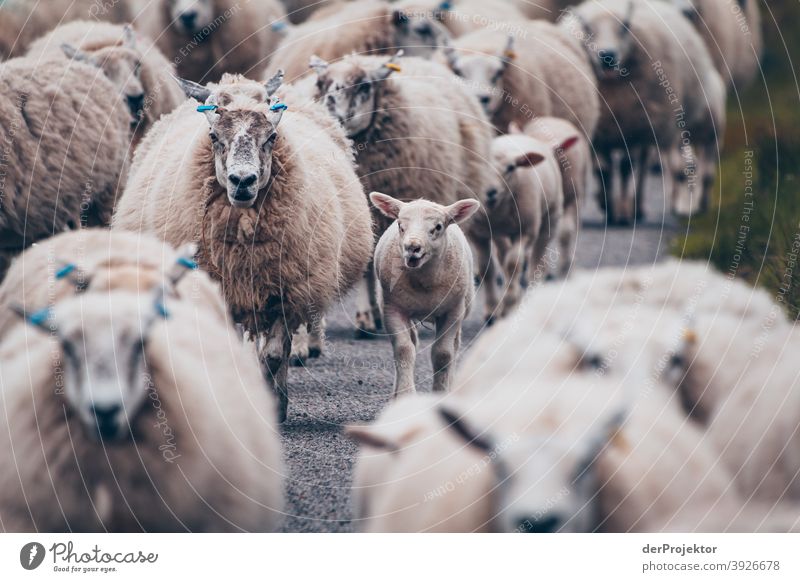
672, 1, 800, 319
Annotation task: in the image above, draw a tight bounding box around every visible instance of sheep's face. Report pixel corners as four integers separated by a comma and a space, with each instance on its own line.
169, 0, 215, 35
208, 109, 278, 208
51, 294, 155, 442
575, 6, 635, 80
316, 68, 380, 137
370, 193, 480, 269
445, 52, 507, 114
484, 136, 547, 210
390, 9, 450, 58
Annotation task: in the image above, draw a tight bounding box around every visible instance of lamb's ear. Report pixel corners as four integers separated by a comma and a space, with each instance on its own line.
392, 9, 409, 27
445, 199, 481, 225
173, 74, 211, 102
309, 55, 329, 77
122, 24, 136, 49
508, 121, 523, 134
61, 43, 97, 66
515, 152, 546, 168
557, 135, 580, 153
264, 69, 284, 98
370, 50, 404, 82
369, 191, 404, 220
345, 424, 400, 451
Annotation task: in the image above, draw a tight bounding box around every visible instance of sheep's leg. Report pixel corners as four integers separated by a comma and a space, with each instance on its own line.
558, 201, 579, 278
473, 235, 501, 325
432, 309, 464, 392
384, 308, 417, 398
633, 146, 650, 222
261, 323, 292, 423
500, 237, 528, 317
290, 323, 310, 367
308, 316, 326, 358
354, 266, 377, 338
367, 265, 382, 331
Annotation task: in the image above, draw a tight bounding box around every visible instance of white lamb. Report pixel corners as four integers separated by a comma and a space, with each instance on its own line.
0, 230, 284, 532
370, 192, 480, 397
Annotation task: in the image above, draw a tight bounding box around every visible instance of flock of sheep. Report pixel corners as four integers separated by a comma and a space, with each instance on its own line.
0, 0, 788, 533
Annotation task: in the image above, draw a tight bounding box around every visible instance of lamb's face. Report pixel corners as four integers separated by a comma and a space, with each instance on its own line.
485, 136, 547, 210
391, 9, 450, 58
95, 48, 146, 127
169, 0, 215, 35
316, 67, 380, 138
51, 294, 155, 442
208, 109, 278, 208
445, 52, 507, 114
576, 5, 635, 80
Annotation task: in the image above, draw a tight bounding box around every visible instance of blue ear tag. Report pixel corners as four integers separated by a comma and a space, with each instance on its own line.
271, 21, 287, 31
270, 102, 288, 112
55, 263, 76, 279
29, 307, 51, 326
177, 257, 198, 270
197, 104, 218, 112
155, 300, 170, 319
439, 0, 452, 10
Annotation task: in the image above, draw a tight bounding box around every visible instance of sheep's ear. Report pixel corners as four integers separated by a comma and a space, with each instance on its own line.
371, 50, 404, 82
10, 303, 56, 333
122, 24, 136, 49
508, 121, 523, 134
501, 35, 516, 62
267, 97, 287, 127
445, 199, 481, 225
61, 43, 97, 67
345, 424, 399, 451
369, 191, 404, 220
264, 69, 284, 98
443, 43, 459, 70
173, 74, 211, 102
309, 55, 329, 77
515, 152, 546, 168
558, 136, 580, 153
392, 9, 409, 27
621, 0, 634, 32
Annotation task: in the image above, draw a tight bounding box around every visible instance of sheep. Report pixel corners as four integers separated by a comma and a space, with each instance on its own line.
265, 0, 451, 81
439, 21, 600, 139
113, 71, 373, 422
0, 0, 131, 60
346, 318, 785, 532
0, 230, 284, 532
370, 192, 480, 397
560, 0, 726, 223
508, 0, 560, 20
280, 0, 339, 23
519, 116, 590, 277
477, 128, 574, 319
307, 53, 495, 334
395, 0, 528, 38
662, 0, 763, 90
133, 0, 288, 83
0, 56, 132, 282
25, 21, 186, 146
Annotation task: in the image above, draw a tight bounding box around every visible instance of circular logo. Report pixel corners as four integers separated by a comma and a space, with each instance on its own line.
20, 542, 46, 570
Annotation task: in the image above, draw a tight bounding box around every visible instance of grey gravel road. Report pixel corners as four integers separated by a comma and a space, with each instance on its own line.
279, 180, 677, 532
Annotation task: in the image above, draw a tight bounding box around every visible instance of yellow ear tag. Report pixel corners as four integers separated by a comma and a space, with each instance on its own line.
504, 50, 517, 60
683, 329, 698, 345
385, 63, 402, 73
610, 428, 630, 453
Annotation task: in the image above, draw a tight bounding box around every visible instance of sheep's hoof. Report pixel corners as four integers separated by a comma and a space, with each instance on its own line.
355, 311, 378, 339
308, 346, 322, 359
484, 314, 495, 326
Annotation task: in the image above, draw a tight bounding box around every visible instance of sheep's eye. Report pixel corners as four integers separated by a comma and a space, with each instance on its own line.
416, 23, 432, 36
209, 132, 218, 143
267, 132, 277, 145
398, 223, 405, 233
134, 61, 142, 75
434, 223, 443, 232
506, 164, 515, 173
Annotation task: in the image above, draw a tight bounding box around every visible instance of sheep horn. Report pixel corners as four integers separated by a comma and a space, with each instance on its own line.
173, 74, 211, 103
264, 69, 284, 98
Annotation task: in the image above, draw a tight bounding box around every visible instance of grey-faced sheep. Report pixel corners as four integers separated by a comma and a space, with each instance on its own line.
0, 0, 132, 60
561, 0, 726, 223
0, 56, 132, 281
0, 229, 284, 532
25, 21, 186, 147
265, 0, 451, 81
346, 319, 781, 532
113, 72, 373, 422
520, 116, 590, 278
439, 21, 600, 138
308, 53, 494, 336
133, 0, 288, 82
370, 192, 480, 397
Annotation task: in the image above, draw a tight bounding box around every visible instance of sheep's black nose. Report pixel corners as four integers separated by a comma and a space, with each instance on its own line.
598, 49, 618, 68
517, 514, 562, 533
479, 95, 491, 106
406, 244, 422, 256
486, 188, 498, 201
229, 173, 257, 188
180, 11, 198, 29
92, 404, 122, 439
127, 94, 145, 116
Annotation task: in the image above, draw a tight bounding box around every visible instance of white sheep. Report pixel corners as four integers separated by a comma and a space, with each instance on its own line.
0, 229, 284, 532
114, 71, 373, 422
478, 128, 573, 319
439, 21, 599, 138
370, 192, 480, 396
0, 55, 132, 281
307, 53, 494, 334
519, 116, 590, 278
133, 0, 288, 82
265, 0, 451, 81
560, 0, 726, 223
25, 21, 186, 146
